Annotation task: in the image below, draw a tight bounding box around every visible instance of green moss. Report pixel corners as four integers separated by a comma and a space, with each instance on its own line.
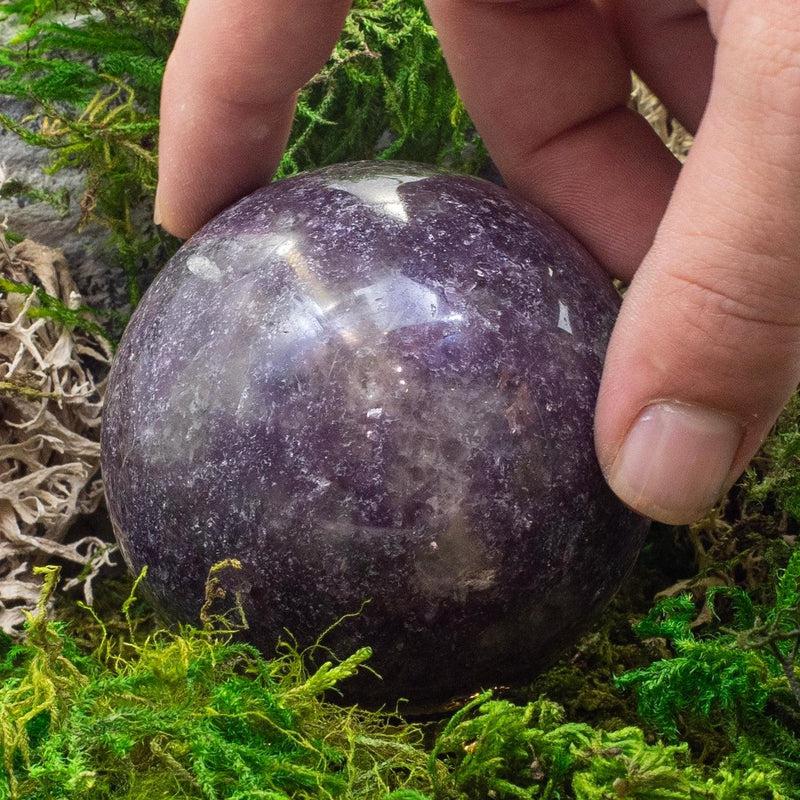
3, 559, 799, 800
615, 549, 800, 789
1, 565, 432, 800
281, 0, 484, 178
746, 395, 800, 524
0, 274, 120, 348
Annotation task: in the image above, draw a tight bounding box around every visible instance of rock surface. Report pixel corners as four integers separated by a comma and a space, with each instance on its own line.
0, 18, 124, 309
102, 161, 649, 705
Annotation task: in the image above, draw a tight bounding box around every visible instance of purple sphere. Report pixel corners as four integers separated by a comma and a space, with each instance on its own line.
102, 161, 648, 705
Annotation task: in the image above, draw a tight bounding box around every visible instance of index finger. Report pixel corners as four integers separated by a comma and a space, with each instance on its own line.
156, 0, 352, 239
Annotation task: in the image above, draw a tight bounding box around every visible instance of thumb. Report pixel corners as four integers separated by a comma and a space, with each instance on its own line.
596, 1, 800, 525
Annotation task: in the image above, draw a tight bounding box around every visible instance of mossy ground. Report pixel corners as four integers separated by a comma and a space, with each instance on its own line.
4, 402, 800, 800
3, 466, 800, 800
2, 1, 800, 797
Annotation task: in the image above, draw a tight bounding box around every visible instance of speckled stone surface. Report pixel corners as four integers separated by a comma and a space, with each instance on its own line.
101, 161, 649, 705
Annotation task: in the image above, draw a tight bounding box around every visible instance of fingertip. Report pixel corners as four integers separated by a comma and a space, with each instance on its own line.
153, 184, 163, 228
155, 0, 350, 241
154, 209, 197, 241
155, 88, 297, 239
152, 182, 196, 240
152, 179, 210, 240
599, 400, 744, 525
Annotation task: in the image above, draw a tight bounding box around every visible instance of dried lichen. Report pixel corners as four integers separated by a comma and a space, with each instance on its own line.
631, 74, 693, 162
0, 229, 115, 634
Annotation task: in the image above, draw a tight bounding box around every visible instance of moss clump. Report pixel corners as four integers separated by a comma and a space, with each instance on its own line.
1, 565, 432, 800
3, 557, 799, 800
616, 549, 800, 784
433, 694, 787, 799
746, 394, 800, 525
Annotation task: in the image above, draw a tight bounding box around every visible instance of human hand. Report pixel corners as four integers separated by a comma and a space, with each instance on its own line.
155, 0, 800, 525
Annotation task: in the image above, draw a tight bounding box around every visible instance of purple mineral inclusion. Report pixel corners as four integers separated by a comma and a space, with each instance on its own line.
101, 161, 649, 705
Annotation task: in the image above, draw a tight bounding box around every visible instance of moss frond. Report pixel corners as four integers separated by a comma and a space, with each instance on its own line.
0, 273, 119, 347
1, 566, 433, 800
746, 395, 800, 523
617, 546, 800, 793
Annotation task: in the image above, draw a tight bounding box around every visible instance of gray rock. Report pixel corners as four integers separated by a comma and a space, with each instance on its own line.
0, 17, 125, 309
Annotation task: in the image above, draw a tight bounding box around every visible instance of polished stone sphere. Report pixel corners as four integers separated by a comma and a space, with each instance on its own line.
101, 161, 648, 705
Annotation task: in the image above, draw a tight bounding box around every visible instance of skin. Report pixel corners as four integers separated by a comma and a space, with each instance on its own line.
155, 0, 800, 526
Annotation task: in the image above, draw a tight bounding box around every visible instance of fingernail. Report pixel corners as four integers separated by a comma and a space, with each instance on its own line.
153, 184, 163, 226
606, 401, 744, 525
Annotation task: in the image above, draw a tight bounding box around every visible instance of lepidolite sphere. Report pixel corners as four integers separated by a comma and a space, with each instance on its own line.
102, 161, 648, 705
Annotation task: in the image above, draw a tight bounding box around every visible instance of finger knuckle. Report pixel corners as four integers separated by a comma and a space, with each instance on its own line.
662, 264, 800, 364
723, 4, 800, 69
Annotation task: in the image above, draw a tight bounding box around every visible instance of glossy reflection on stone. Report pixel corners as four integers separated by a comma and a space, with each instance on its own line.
101, 161, 649, 706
